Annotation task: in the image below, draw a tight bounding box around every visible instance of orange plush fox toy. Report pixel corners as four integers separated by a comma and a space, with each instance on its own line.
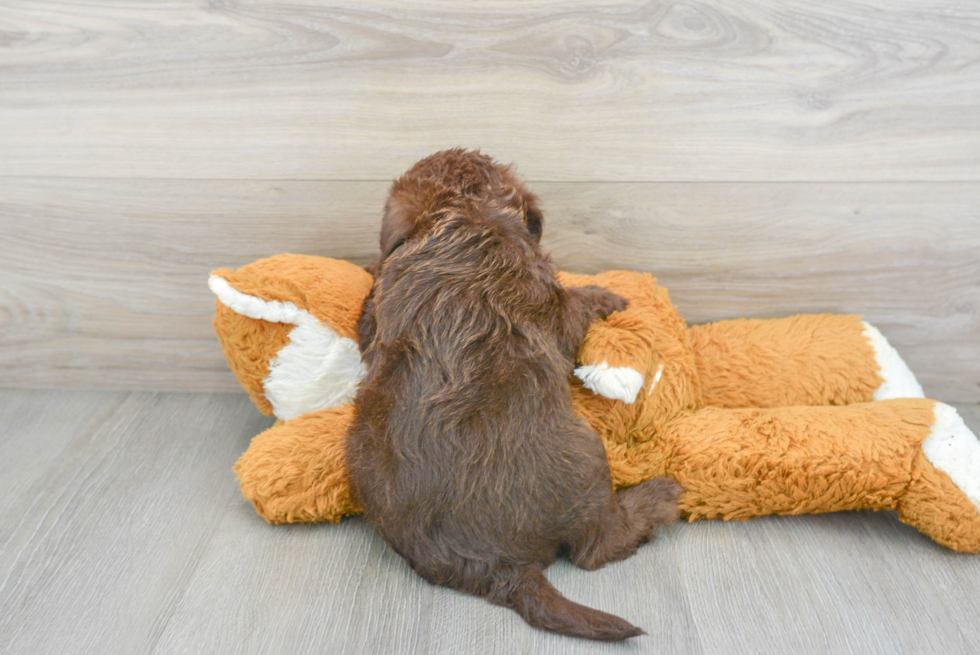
210, 254, 980, 552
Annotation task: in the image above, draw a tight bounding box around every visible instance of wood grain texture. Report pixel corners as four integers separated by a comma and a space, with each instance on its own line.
423, 533, 703, 655
152, 512, 437, 654
0, 177, 383, 392
675, 511, 980, 654
1, 0, 978, 181
0, 389, 128, 578
154, 510, 695, 655
2, 391, 980, 654
2, 178, 977, 401
0, 390, 273, 655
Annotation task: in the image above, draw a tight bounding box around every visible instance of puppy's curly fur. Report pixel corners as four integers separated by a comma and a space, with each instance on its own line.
346, 149, 682, 641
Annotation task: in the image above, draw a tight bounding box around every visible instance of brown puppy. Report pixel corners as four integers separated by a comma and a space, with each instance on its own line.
346, 149, 682, 641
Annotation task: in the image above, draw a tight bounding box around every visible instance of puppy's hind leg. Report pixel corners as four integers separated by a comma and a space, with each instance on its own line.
568, 477, 683, 571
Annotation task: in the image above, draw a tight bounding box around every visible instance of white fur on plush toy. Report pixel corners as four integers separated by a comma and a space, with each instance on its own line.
209, 275, 365, 421
923, 403, 980, 511
574, 361, 647, 404
861, 321, 925, 400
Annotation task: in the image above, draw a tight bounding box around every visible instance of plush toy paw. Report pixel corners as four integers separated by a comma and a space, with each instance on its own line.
898, 403, 980, 552
574, 362, 646, 404
568, 272, 692, 406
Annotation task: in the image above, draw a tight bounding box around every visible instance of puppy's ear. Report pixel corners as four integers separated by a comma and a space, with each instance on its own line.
362, 256, 381, 276
524, 195, 544, 243
380, 180, 456, 261
379, 196, 415, 261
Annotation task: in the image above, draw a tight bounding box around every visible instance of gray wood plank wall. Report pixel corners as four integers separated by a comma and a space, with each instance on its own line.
1, 1, 978, 401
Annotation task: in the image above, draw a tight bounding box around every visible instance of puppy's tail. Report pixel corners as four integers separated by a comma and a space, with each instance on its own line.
489, 566, 644, 641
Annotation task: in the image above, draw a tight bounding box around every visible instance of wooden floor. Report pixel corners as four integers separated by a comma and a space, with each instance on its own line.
1, 388, 979, 655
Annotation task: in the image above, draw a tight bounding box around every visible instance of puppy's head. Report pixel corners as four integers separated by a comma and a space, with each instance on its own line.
379, 149, 543, 261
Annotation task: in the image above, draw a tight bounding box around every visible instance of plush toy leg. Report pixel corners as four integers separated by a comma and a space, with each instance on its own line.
611, 399, 980, 552
233, 405, 361, 524
688, 314, 924, 408
899, 403, 980, 552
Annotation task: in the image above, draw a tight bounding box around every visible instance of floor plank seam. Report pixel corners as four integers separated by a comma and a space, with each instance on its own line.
143, 496, 240, 655
0, 392, 138, 650
671, 537, 710, 655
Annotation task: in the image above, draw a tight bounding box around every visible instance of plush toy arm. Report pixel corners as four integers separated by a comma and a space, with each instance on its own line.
620, 400, 980, 553
688, 314, 924, 409
234, 405, 362, 524
558, 271, 680, 404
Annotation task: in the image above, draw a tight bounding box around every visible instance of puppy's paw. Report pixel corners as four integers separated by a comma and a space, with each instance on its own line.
582, 285, 629, 320
621, 477, 684, 543
644, 477, 684, 523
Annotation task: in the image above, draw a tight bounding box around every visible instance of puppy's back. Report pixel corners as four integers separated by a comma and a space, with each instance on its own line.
350, 214, 601, 550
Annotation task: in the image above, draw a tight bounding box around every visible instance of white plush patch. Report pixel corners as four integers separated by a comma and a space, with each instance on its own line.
209, 274, 366, 421
648, 364, 664, 396
861, 321, 925, 400
264, 318, 365, 421
574, 361, 645, 404
922, 403, 980, 512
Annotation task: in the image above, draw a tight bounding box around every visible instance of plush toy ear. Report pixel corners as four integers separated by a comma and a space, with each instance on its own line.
209, 255, 373, 421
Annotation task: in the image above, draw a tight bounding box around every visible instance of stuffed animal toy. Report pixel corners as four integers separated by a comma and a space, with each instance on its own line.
209, 254, 980, 553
